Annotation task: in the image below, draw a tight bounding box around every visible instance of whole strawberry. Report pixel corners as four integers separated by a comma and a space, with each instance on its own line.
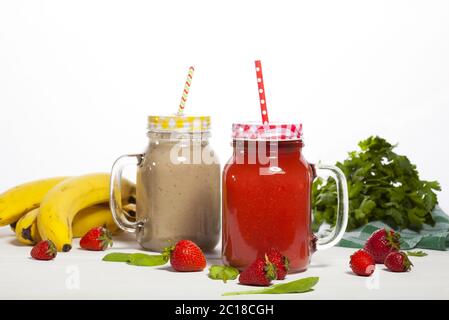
364, 228, 400, 263
80, 227, 112, 251
165, 240, 206, 272
265, 249, 289, 280
384, 251, 413, 272
31, 240, 57, 260
349, 249, 375, 276
239, 256, 277, 286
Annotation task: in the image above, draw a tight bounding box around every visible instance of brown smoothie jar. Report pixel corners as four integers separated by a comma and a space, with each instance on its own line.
110, 115, 220, 252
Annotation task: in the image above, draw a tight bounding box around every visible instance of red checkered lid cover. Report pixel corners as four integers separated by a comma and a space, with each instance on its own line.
232, 122, 303, 141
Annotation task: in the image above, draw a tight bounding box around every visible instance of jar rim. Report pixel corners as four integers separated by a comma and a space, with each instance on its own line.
147, 131, 211, 140
148, 115, 211, 133
232, 122, 303, 141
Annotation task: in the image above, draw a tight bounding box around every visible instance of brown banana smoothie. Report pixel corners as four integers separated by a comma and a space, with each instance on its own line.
135, 124, 220, 252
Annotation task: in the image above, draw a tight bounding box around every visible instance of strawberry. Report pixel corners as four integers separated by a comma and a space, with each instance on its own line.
239, 256, 277, 286
164, 240, 206, 272
384, 251, 413, 272
363, 228, 400, 263
80, 226, 113, 251
31, 240, 57, 260
265, 249, 289, 280
349, 249, 375, 276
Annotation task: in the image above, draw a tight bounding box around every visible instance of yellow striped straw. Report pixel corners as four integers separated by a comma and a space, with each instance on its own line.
177, 66, 195, 115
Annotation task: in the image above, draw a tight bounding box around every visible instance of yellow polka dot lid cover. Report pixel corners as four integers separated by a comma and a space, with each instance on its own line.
148, 115, 211, 133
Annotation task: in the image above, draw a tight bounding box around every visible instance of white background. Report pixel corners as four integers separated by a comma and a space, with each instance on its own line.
0, 0, 448, 211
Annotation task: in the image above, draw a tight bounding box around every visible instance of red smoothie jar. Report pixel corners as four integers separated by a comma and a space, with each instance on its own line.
222, 123, 349, 272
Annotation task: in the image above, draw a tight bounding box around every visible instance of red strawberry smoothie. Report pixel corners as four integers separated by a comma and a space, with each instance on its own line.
222, 139, 314, 272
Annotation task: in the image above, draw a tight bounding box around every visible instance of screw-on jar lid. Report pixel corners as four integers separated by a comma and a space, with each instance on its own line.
148, 115, 211, 132
232, 122, 303, 141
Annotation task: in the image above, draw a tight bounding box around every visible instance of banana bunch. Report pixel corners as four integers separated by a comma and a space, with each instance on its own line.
0, 173, 136, 251
13, 204, 137, 246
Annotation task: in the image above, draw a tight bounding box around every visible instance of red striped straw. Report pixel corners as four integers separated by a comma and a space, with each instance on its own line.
177, 66, 195, 115
255, 60, 269, 124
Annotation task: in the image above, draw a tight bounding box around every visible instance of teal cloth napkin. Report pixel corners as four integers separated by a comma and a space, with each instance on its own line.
338, 206, 449, 250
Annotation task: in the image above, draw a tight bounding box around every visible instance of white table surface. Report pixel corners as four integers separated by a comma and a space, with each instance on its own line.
1, 228, 448, 300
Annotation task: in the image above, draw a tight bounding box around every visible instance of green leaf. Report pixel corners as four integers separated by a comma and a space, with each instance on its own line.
349, 182, 363, 199
222, 277, 319, 296
406, 251, 428, 257
209, 265, 240, 283
407, 209, 425, 228
312, 136, 440, 231
127, 253, 168, 267
102, 252, 131, 262
427, 181, 441, 191
384, 208, 404, 226
359, 198, 376, 215
102, 252, 169, 267
316, 193, 337, 206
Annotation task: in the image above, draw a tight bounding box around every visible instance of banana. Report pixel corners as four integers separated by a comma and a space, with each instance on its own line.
15, 208, 41, 245
71, 205, 120, 237
15, 204, 135, 246
37, 173, 135, 252
123, 203, 136, 220
0, 177, 68, 226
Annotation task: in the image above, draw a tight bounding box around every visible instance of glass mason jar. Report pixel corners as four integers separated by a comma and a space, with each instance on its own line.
222, 122, 349, 272
110, 115, 221, 252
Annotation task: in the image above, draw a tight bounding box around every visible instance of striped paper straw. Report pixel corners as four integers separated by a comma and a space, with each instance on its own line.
177, 66, 195, 115
255, 60, 269, 124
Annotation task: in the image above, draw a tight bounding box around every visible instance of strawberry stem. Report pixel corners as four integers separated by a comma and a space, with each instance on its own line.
264, 254, 277, 281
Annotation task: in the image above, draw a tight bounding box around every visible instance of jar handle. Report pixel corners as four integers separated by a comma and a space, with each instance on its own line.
110, 154, 144, 233
311, 163, 349, 251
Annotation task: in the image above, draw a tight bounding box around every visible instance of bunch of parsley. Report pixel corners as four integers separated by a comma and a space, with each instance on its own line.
312, 136, 441, 231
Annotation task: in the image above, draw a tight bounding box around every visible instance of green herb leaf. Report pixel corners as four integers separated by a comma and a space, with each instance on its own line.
127, 253, 168, 267
406, 250, 428, 257
312, 136, 440, 231
222, 277, 319, 296
102, 252, 131, 262
209, 265, 240, 283
102, 252, 169, 266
